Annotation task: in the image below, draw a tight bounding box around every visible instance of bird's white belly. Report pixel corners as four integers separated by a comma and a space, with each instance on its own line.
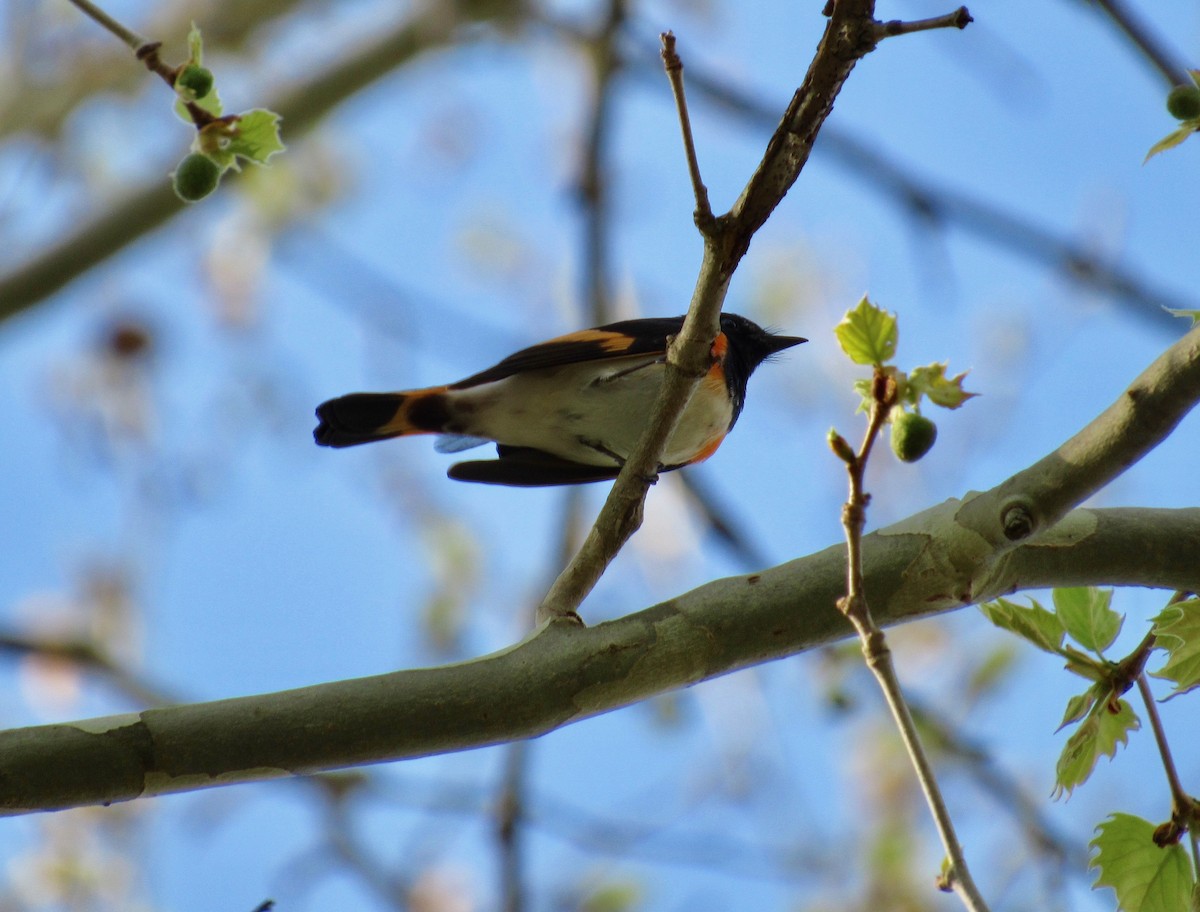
454, 357, 732, 467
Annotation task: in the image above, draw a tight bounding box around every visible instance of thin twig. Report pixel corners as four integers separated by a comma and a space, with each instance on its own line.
660, 32, 714, 230
497, 741, 528, 912
549, 19, 1193, 329
65, 0, 146, 49
64, 0, 219, 129
834, 369, 990, 912
0, 632, 178, 708
874, 6, 972, 41
1135, 673, 1200, 872
1089, 0, 1191, 87
577, 0, 626, 324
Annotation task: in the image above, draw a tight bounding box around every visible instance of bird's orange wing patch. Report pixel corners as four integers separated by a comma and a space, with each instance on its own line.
451, 326, 670, 389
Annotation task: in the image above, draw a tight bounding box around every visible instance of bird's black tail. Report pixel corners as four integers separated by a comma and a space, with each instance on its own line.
314, 391, 449, 448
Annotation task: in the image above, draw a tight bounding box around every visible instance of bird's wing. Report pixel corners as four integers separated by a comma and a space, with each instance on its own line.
450, 317, 684, 389
447, 446, 623, 486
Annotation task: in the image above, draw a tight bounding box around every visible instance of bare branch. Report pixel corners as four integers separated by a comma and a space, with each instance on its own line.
660, 32, 714, 229
873, 6, 972, 42
1087, 0, 1191, 88
65, 0, 147, 50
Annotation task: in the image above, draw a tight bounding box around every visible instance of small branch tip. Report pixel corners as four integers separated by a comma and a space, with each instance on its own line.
874, 7, 973, 41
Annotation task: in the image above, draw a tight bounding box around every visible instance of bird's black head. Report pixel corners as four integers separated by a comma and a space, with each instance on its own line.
718, 312, 806, 423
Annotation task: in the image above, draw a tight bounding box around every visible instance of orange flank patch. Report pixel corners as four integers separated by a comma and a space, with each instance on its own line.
690, 430, 727, 464
709, 331, 729, 361
390, 386, 451, 435
706, 333, 729, 381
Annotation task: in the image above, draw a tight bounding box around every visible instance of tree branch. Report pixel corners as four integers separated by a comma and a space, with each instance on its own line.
603, 27, 1191, 329
1086, 0, 1192, 88
956, 322, 1200, 546
1, 504, 1197, 815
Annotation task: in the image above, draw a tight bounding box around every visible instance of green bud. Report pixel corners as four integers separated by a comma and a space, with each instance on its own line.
1166, 85, 1200, 121
890, 412, 937, 463
827, 428, 856, 464
830, 429, 859, 463
172, 153, 221, 202
176, 64, 215, 100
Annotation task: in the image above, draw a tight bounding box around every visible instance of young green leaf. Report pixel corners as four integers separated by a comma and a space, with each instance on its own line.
1091, 813, 1194, 912
834, 297, 897, 366
1164, 307, 1200, 327
186, 22, 204, 65
1150, 599, 1200, 698
223, 109, 285, 166
1058, 685, 1100, 731
1054, 587, 1123, 654
1054, 698, 1139, 798
907, 362, 978, 410
194, 110, 285, 170
979, 597, 1066, 655
1145, 124, 1199, 163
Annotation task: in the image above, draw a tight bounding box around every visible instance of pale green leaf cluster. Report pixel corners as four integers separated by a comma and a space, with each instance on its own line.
167, 24, 285, 203
979, 588, 1133, 797
833, 298, 976, 464
1091, 814, 1195, 912
984, 588, 1200, 908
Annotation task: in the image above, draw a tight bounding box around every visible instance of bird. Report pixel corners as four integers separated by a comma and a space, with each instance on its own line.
313, 312, 805, 486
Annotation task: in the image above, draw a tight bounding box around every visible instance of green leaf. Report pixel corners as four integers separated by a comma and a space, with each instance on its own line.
1164, 308, 1200, 327
1145, 123, 1200, 163
1062, 646, 1111, 683
979, 597, 1066, 655
223, 109, 286, 167
186, 22, 204, 65
1058, 685, 1100, 730
1054, 698, 1139, 798
1054, 587, 1123, 654
174, 86, 224, 122
907, 362, 979, 410
1151, 599, 1200, 698
834, 296, 897, 366
194, 110, 285, 170
852, 377, 874, 414
1091, 813, 1194, 912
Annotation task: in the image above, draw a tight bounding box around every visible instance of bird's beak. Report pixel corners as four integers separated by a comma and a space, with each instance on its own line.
766, 334, 807, 354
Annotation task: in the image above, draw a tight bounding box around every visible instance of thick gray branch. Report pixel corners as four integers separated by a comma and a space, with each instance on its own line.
957, 322, 1200, 544
0, 505, 1197, 816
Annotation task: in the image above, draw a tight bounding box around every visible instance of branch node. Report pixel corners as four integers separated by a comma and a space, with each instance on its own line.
1001, 500, 1036, 541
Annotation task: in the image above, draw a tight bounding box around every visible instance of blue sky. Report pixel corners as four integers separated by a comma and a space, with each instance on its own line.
1, 0, 1198, 909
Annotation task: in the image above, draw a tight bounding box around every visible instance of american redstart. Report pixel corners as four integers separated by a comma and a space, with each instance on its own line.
314, 312, 805, 486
